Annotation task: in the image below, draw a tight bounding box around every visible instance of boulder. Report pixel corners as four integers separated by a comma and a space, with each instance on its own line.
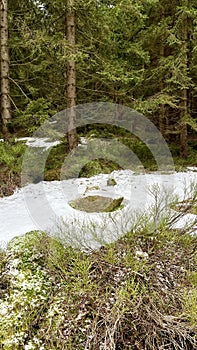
69, 195, 124, 213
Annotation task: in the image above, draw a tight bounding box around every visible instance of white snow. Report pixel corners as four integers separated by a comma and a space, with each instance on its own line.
18, 137, 61, 150
187, 166, 197, 172
0, 170, 196, 249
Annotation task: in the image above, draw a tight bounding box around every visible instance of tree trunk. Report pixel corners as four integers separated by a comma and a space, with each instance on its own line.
66, 1, 78, 151
180, 89, 188, 158
159, 4, 165, 138
0, 0, 11, 138
180, 12, 188, 158
159, 45, 165, 137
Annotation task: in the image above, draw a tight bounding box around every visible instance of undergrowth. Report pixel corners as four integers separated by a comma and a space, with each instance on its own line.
0, 222, 196, 349
0, 141, 26, 196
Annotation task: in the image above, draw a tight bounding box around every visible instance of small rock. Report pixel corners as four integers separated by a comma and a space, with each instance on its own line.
85, 185, 100, 193
107, 178, 117, 186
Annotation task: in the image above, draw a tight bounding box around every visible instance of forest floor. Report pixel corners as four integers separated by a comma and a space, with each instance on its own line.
0, 225, 197, 349
0, 135, 197, 349
0, 132, 197, 198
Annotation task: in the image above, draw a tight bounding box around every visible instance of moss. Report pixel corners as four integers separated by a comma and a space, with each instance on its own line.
44, 168, 61, 181
104, 197, 123, 212
79, 158, 121, 178
107, 178, 117, 186
69, 195, 124, 212
44, 141, 68, 176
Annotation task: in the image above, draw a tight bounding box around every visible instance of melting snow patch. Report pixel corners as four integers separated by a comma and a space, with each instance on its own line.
187, 166, 197, 172
18, 137, 61, 150
0, 170, 196, 249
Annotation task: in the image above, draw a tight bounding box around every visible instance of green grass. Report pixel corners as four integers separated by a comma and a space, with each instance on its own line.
0, 218, 196, 349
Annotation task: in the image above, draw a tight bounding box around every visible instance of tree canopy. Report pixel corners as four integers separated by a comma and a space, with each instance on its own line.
0, 0, 196, 155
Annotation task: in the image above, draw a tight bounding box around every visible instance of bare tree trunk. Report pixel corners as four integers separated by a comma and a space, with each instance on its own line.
159, 4, 165, 138
180, 12, 188, 158
159, 44, 165, 137
0, 0, 11, 139
66, 0, 78, 151
180, 89, 188, 158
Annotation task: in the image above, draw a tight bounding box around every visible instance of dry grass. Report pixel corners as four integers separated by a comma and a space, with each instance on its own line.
0, 225, 196, 349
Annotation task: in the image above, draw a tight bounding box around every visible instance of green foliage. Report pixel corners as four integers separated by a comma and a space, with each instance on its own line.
0, 218, 197, 349
133, 93, 179, 115
1, 0, 197, 345
119, 137, 158, 170
0, 232, 53, 349
184, 114, 197, 132
79, 158, 121, 178
14, 98, 55, 134
44, 141, 68, 180
173, 147, 197, 169
183, 288, 197, 326
0, 0, 196, 159
0, 141, 26, 174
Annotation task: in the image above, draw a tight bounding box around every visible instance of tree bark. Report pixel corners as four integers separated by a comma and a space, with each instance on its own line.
179, 17, 188, 158
159, 3, 165, 138
180, 89, 188, 158
159, 44, 165, 137
66, 1, 78, 151
0, 0, 11, 138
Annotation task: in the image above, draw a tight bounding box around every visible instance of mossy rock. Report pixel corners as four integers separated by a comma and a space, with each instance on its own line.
107, 178, 117, 186
79, 158, 121, 178
44, 168, 61, 181
69, 196, 124, 213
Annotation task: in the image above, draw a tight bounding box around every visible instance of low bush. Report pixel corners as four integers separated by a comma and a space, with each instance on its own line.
0, 217, 196, 349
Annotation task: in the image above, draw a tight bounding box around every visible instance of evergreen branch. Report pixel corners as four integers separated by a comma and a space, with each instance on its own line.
9, 77, 30, 100
9, 95, 19, 111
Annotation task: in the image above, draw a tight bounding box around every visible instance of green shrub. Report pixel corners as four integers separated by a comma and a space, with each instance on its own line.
79, 158, 121, 177
0, 141, 26, 174
13, 98, 55, 134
